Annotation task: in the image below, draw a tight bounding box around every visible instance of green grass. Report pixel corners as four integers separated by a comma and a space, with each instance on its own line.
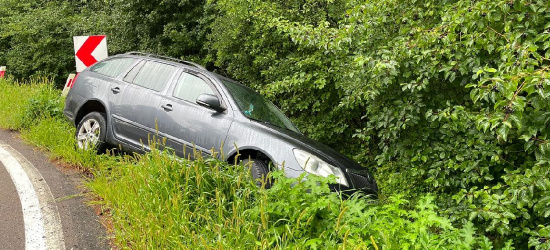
88, 148, 497, 249
89, 150, 262, 248
21, 117, 103, 169
0, 77, 499, 249
0, 77, 53, 129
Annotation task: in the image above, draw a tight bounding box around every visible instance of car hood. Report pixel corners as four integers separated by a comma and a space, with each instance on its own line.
251, 120, 365, 171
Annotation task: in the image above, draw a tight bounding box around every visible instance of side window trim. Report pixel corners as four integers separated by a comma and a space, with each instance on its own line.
122, 60, 145, 83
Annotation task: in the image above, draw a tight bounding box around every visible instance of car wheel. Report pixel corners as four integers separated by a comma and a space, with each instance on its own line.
242, 158, 271, 188
75, 112, 107, 153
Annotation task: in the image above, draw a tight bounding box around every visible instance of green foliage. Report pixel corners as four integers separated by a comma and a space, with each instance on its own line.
90, 148, 493, 249
0, 0, 212, 86
0, 77, 60, 129
0, 78, 495, 249
0, 1, 76, 84
2, 0, 550, 248
250, 172, 495, 249
100, 0, 210, 60
19, 83, 64, 129
206, 0, 550, 247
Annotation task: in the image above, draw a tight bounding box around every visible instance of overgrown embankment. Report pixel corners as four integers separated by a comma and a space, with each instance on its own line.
0, 77, 499, 249
2, 3, 550, 246
2, 0, 550, 247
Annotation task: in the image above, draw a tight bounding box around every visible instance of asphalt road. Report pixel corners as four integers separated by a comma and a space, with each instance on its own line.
0, 129, 109, 249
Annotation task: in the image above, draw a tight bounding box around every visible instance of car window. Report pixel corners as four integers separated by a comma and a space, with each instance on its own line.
90, 57, 136, 78
133, 61, 177, 92
222, 79, 300, 133
173, 72, 215, 103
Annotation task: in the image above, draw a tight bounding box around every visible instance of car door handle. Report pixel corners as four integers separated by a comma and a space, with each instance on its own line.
111, 87, 120, 94
161, 104, 173, 111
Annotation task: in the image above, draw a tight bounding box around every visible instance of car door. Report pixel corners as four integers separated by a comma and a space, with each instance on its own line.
109, 60, 178, 150
157, 70, 233, 158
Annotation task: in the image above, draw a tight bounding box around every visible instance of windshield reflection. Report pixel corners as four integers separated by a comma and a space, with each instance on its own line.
221, 79, 300, 133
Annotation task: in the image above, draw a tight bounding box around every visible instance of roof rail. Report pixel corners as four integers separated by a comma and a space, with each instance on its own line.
125, 51, 206, 70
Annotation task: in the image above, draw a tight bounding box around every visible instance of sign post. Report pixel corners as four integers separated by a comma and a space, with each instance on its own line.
73, 35, 108, 72
0, 66, 5, 78
61, 74, 76, 97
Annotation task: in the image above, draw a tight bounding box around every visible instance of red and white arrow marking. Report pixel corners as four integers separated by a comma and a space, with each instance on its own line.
73, 36, 108, 72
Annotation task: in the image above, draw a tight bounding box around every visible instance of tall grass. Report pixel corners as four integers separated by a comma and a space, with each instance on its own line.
0, 78, 498, 249
0, 77, 100, 168
89, 149, 263, 248
0, 77, 58, 129
21, 117, 103, 169
88, 148, 497, 249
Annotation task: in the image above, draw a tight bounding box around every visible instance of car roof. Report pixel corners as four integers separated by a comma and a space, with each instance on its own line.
109, 52, 255, 92
120, 52, 207, 71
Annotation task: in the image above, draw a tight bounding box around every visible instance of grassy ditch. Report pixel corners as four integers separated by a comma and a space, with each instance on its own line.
0, 77, 500, 249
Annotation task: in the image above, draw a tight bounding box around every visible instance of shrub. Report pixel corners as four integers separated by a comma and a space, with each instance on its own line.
206, 0, 550, 246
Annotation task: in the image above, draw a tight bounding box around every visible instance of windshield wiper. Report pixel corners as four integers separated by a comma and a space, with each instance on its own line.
248, 117, 288, 131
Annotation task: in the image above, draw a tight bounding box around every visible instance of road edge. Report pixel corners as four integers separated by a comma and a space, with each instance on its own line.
0, 141, 66, 249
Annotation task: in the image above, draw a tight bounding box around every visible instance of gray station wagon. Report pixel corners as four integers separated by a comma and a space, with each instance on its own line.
64, 52, 377, 195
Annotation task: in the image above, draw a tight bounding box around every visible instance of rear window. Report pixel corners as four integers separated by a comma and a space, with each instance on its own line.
90, 57, 136, 78
132, 61, 177, 92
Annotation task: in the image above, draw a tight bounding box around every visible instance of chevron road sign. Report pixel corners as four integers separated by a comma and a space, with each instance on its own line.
73, 36, 108, 72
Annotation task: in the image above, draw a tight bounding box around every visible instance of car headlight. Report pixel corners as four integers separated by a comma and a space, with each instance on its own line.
293, 149, 349, 187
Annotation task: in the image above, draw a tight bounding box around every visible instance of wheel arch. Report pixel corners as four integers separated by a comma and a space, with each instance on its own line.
74, 99, 107, 126
225, 147, 276, 171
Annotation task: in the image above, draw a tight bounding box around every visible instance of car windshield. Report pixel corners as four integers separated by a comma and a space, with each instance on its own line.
222, 79, 300, 133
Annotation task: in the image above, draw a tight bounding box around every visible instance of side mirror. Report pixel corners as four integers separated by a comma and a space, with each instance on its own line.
196, 94, 225, 112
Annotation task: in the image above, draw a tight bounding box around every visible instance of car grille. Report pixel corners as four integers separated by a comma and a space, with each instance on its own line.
349, 173, 371, 188
346, 169, 375, 190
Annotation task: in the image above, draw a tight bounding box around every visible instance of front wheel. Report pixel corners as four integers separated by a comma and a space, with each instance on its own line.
242, 158, 272, 188
75, 112, 107, 153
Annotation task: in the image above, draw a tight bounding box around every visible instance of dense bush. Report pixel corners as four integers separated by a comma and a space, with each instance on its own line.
0, 1, 76, 82
206, 0, 550, 247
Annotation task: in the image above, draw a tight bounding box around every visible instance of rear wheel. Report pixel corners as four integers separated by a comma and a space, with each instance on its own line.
242, 158, 271, 188
75, 112, 107, 153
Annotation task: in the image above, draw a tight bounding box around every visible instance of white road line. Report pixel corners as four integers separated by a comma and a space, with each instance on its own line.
0, 142, 66, 250
0, 144, 46, 249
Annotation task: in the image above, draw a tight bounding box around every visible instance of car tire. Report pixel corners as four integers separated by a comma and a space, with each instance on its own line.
242, 158, 271, 188
75, 112, 107, 153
